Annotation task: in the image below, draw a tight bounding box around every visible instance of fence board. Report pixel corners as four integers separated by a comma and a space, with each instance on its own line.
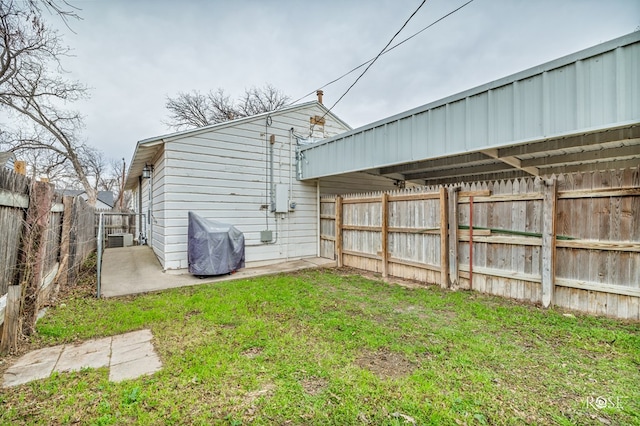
0, 169, 29, 295
319, 198, 336, 260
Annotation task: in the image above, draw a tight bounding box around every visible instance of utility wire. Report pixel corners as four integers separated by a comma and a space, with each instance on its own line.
324, 0, 427, 113
289, 0, 475, 107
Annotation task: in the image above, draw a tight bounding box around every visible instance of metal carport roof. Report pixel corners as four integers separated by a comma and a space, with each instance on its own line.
299, 32, 640, 185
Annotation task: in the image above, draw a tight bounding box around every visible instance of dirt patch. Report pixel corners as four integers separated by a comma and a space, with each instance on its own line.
241, 347, 263, 359
393, 305, 421, 314
355, 348, 416, 379
184, 309, 201, 319
394, 304, 458, 323
218, 323, 237, 329
435, 309, 457, 320
392, 305, 430, 320
244, 382, 276, 404
300, 376, 328, 396
240, 382, 277, 420
334, 267, 432, 290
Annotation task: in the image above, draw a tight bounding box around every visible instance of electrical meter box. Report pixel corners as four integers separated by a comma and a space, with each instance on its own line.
275, 184, 289, 213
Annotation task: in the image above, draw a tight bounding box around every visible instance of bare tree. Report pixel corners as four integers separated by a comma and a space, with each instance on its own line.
107, 157, 132, 211
16, 147, 74, 183
0, 0, 102, 205
207, 88, 240, 123
165, 84, 290, 131
237, 85, 290, 117
164, 91, 211, 129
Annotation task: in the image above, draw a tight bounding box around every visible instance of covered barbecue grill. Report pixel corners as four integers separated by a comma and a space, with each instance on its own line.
187, 212, 245, 276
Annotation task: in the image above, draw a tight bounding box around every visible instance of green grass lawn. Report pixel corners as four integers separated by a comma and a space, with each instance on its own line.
1, 267, 638, 425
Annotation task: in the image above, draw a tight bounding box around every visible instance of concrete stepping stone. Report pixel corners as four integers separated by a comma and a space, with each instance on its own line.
3, 345, 63, 387
109, 330, 161, 382
109, 351, 162, 382
54, 337, 112, 373
112, 329, 153, 347
111, 340, 155, 365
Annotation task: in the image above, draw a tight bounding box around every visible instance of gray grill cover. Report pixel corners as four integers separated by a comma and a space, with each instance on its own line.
188, 212, 245, 275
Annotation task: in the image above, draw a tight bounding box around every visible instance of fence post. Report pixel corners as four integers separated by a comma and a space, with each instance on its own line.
381, 193, 389, 278
97, 212, 103, 298
440, 187, 450, 288
542, 178, 558, 308
19, 180, 53, 335
0, 285, 21, 354
335, 196, 343, 267
448, 187, 460, 287
55, 196, 74, 290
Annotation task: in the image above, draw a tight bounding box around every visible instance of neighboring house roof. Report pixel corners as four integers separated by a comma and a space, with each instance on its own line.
124, 100, 351, 190
59, 189, 115, 208
0, 152, 15, 169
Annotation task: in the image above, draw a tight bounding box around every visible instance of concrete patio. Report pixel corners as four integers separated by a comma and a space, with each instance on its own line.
100, 246, 336, 298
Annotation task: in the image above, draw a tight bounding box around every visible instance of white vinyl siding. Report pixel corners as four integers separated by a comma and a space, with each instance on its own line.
159, 104, 346, 270
136, 103, 407, 271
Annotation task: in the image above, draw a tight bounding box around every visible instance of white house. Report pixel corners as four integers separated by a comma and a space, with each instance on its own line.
124, 99, 403, 271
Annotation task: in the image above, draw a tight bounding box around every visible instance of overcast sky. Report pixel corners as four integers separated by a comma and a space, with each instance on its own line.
49, 0, 639, 165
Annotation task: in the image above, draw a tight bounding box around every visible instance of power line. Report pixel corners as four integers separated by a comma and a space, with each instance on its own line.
289, 0, 475, 107
321, 0, 427, 118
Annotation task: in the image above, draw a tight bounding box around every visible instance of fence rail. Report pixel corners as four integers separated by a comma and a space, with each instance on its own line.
320, 167, 640, 320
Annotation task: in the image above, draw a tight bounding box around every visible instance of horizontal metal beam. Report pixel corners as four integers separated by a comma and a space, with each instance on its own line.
379, 152, 489, 175
405, 161, 515, 180
538, 158, 640, 174
521, 142, 640, 167
498, 125, 640, 157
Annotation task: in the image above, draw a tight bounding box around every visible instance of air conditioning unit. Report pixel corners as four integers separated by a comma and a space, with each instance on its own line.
108, 233, 133, 248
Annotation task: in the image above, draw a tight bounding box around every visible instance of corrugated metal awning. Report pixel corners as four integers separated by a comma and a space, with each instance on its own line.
299, 32, 640, 185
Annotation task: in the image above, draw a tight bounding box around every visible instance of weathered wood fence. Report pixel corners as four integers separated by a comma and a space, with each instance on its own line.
320, 168, 640, 320
0, 167, 96, 354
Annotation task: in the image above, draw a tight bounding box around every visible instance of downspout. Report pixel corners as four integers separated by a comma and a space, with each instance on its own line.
148, 171, 153, 247
138, 175, 143, 244
317, 180, 320, 257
